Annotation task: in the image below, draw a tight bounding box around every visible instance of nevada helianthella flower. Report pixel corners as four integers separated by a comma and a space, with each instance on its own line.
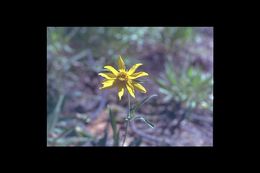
99, 56, 149, 100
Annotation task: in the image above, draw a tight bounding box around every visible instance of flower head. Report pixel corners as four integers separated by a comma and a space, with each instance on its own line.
99, 56, 149, 100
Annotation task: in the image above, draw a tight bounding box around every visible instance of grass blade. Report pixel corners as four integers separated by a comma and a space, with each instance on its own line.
47, 94, 65, 135
109, 108, 119, 146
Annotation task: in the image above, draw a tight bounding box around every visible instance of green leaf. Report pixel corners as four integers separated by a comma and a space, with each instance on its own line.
47, 94, 65, 135
109, 108, 119, 146
188, 67, 193, 78
165, 63, 176, 85
183, 28, 193, 41
174, 27, 193, 42
158, 87, 171, 95
153, 78, 168, 89
134, 116, 155, 128
115, 131, 120, 146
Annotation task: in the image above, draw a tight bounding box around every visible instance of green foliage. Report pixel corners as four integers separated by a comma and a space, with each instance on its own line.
47, 94, 65, 135
154, 59, 213, 116
109, 108, 120, 146
47, 27, 195, 62
161, 27, 194, 50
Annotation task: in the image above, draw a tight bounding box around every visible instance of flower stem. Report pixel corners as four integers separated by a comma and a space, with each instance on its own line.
122, 93, 131, 146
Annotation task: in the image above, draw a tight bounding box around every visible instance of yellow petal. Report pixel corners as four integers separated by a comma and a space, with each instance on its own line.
129, 72, 149, 79
128, 63, 142, 75
126, 81, 135, 98
118, 85, 124, 100
98, 73, 116, 79
132, 81, 147, 93
99, 79, 116, 90
104, 66, 119, 76
127, 80, 135, 90
118, 56, 126, 71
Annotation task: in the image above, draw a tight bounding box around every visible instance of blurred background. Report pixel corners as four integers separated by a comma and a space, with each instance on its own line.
47, 27, 213, 146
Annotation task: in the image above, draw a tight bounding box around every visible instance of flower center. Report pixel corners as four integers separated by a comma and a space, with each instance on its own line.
117, 71, 128, 81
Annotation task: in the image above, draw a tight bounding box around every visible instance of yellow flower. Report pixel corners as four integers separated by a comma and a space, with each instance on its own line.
99, 56, 149, 100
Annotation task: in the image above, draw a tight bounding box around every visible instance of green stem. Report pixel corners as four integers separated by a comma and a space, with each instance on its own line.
122, 93, 131, 146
